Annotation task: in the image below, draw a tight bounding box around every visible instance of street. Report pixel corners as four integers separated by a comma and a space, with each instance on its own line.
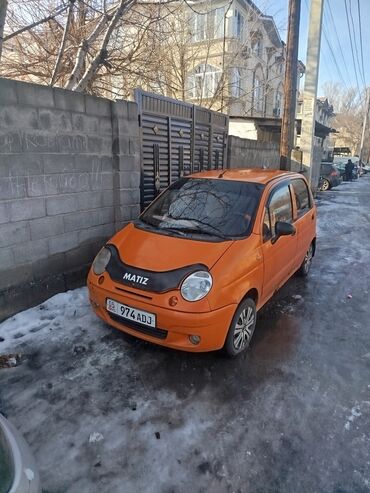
1, 177, 370, 493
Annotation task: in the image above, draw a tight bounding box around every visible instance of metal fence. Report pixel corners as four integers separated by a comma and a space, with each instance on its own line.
135, 90, 228, 209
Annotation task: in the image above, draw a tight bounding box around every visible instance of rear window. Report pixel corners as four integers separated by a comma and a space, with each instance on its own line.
140, 177, 264, 239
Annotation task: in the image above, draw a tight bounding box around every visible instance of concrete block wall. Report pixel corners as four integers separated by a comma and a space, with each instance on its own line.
0, 78, 140, 320
227, 135, 280, 170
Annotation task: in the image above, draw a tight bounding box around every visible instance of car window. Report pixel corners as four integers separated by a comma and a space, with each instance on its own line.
141, 177, 264, 239
263, 207, 271, 241
291, 179, 311, 218
264, 183, 293, 241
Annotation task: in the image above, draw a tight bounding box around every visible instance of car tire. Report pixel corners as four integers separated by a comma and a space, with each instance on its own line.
298, 242, 314, 277
320, 179, 330, 191
224, 298, 257, 357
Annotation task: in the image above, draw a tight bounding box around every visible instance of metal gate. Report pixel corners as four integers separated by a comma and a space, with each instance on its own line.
135, 90, 229, 209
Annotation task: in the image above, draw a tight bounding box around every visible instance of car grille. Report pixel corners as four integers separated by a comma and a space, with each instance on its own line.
108, 312, 168, 340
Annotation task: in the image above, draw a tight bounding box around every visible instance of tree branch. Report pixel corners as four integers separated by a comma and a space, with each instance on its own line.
49, 0, 75, 86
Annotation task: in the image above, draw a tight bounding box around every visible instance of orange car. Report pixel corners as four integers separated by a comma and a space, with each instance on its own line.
88, 169, 316, 356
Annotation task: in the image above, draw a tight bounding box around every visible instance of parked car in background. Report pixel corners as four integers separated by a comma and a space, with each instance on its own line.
333, 157, 359, 180
319, 162, 342, 191
88, 169, 316, 357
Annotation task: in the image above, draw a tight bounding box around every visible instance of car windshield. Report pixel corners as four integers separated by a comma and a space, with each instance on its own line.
140, 177, 264, 239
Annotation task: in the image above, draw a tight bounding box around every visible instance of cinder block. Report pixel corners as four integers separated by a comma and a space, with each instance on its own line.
43, 175, 60, 195
118, 189, 140, 206
117, 171, 140, 189
115, 156, 139, 172
0, 130, 23, 152
63, 207, 114, 232
117, 206, 132, 222
87, 136, 102, 153
0, 263, 33, 291
0, 202, 10, 224
10, 197, 45, 221
12, 238, 49, 264
101, 156, 113, 172
74, 155, 100, 173
131, 204, 141, 218
23, 131, 58, 153
38, 109, 72, 132
99, 117, 113, 135
64, 242, 93, 271
57, 133, 87, 153
0, 105, 38, 130
129, 137, 140, 156
0, 247, 15, 269
85, 94, 111, 117
111, 100, 129, 120
0, 155, 43, 177
56, 172, 91, 194
53, 87, 85, 113
76, 191, 103, 210
102, 190, 114, 207
0, 221, 30, 248
27, 175, 46, 197
16, 81, 54, 108
90, 172, 113, 191
30, 215, 64, 240
78, 223, 114, 244
72, 113, 99, 133
0, 177, 26, 199
0, 78, 18, 104
48, 231, 79, 255
127, 101, 139, 121
46, 194, 78, 215
43, 154, 74, 174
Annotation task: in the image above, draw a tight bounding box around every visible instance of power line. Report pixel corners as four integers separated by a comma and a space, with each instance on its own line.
326, 0, 352, 81
356, 0, 366, 87
343, 0, 362, 94
348, 0, 365, 87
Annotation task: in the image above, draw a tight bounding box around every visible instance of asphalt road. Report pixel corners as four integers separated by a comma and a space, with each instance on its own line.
1, 176, 370, 493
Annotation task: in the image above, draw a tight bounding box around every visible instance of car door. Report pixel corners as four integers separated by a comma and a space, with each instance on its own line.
290, 178, 316, 269
260, 181, 297, 304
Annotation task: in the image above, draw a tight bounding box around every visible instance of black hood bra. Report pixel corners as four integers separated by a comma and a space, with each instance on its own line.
105, 244, 208, 293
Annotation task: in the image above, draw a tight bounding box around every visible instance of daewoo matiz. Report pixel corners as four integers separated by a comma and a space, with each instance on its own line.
88, 169, 316, 356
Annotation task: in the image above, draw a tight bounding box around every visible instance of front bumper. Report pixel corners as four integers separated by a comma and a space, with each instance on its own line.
88, 280, 236, 352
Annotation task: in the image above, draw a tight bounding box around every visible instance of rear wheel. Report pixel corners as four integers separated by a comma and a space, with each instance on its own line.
224, 298, 257, 357
320, 179, 330, 191
298, 243, 314, 277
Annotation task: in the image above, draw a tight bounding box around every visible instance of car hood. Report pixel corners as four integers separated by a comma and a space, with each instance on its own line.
109, 223, 233, 271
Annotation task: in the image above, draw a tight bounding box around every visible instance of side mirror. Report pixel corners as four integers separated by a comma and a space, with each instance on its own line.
273, 221, 296, 243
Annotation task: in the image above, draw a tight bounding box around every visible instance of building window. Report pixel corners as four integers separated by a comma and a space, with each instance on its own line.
187, 64, 222, 99
253, 76, 264, 112
234, 9, 245, 40
190, 7, 226, 41
274, 89, 282, 116
252, 37, 263, 58
230, 68, 241, 98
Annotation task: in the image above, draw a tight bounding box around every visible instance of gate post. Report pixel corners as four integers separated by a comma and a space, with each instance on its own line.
111, 100, 141, 230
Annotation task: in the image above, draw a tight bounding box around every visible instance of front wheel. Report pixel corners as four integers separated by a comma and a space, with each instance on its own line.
298, 243, 314, 277
224, 298, 257, 357
320, 179, 330, 191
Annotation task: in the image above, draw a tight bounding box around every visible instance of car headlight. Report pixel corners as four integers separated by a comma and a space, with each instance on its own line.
92, 247, 111, 275
181, 271, 213, 302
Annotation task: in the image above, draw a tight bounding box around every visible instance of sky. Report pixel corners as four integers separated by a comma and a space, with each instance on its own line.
254, 0, 369, 97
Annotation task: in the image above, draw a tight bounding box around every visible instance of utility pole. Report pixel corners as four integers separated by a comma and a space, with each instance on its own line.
0, 0, 8, 61
300, 0, 324, 189
280, 0, 301, 171
359, 88, 370, 166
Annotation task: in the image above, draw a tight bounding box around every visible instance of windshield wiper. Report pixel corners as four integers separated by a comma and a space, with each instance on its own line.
167, 225, 228, 240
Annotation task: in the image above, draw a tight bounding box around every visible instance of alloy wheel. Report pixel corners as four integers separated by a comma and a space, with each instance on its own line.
233, 306, 255, 351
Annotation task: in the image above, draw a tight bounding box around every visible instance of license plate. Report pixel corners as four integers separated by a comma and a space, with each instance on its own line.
106, 299, 156, 328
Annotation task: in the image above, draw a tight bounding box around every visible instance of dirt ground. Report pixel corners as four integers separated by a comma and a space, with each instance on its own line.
1, 177, 370, 493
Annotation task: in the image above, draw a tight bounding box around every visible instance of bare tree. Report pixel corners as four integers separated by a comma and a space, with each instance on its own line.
0, 0, 8, 60
323, 82, 365, 154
